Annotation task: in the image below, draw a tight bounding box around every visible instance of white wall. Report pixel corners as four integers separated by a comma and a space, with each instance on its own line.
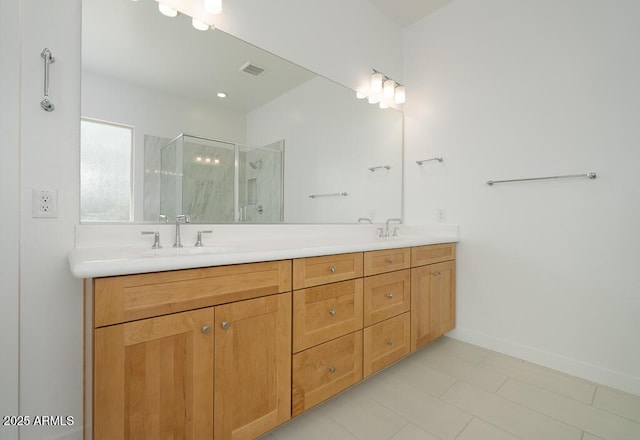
404, 0, 640, 394
3, 1, 403, 439
0, 0, 21, 439
17, 0, 83, 438
247, 76, 403, 223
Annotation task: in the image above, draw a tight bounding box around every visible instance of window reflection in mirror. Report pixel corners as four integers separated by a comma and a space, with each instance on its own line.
80, 119, 133, 222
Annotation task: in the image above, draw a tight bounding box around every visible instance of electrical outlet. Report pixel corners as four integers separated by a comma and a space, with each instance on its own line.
436, 208, 447, 223
32, 189, 58, 218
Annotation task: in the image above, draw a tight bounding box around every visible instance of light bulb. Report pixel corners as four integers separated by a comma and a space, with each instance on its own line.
394, 85, 406, 104
158, 3, 178, 17
217, 92, 227, 98
204, 0, 222, 14
356, 91, 367, 99
383, 79, 395, 99
371, 72, 383, 92
379, 100, 389, 109
367, 93, 380, 104
192, 18, 210, 31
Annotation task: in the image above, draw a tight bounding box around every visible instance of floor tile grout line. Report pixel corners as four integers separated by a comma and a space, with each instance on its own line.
500, 375, 640, 424
590, 385, 598, 406
318, 392, 412, 440
438, 385, 532, 440
494, 378, 623, 437
453, 416, 474, 440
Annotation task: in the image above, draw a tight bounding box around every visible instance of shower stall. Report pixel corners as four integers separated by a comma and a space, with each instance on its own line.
159, 134, 284, 223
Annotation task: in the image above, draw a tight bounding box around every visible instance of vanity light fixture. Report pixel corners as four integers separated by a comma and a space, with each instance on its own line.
383, 79, 395, 99
191, 17, 210, 31
371, 71, 384, 92
203, 0, 222, 14
394, 85, 406, 104
155, 0, 217, 31
158, 3, 178, 17
359, 69, 405, 108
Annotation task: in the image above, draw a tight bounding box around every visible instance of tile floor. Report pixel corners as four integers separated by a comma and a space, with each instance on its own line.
259, 337, 640, 440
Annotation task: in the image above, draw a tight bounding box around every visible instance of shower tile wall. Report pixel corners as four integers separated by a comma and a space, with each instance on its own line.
242, 140, 284, 223
144, 135, 283, 223
181, 140, 235, 223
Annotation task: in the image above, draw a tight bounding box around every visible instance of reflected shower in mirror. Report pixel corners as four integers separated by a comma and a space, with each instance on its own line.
81, 0, 403, 224
145, 134, 284, 223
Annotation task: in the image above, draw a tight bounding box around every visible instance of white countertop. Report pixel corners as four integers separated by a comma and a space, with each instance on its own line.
68, 223, 459, 278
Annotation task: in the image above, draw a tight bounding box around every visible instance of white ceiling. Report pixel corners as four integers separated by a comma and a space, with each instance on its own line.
367, 0, 454, 27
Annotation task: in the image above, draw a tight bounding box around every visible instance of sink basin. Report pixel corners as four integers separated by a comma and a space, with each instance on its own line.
141, 246, 232, 258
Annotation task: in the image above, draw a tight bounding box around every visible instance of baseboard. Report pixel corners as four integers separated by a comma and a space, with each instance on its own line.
448, 327, 640, 397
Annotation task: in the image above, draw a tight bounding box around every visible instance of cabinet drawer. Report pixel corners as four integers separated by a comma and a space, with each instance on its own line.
363, 313, 410, 377
411, 243, 456, 268
293, 279, 363, 352
93, 260, 292, 327
292, 331, 363, 416
363, 269, 410, 327
293, 253, 363, 289
364, 248, 410, 276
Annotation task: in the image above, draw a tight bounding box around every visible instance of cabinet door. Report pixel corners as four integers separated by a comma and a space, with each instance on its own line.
411, 260, 456, 351
215, 293, 292, 440
94, 308, 214, 440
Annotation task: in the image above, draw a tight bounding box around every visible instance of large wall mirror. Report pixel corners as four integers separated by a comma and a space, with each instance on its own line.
81, 0, 403, 224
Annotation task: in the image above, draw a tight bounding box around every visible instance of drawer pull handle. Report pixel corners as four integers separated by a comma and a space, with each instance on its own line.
386, 257, 394, 264
329, 265, 337, 273
386, 293, 394, 299
201, 325, 211, 334
328, 366, 336, 373
386, 339, 393, 345
329, 308, 337, 316
221, 321, 231, 330
433, 271, 442, 276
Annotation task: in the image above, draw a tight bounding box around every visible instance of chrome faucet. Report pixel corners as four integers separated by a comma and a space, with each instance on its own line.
195, 230, 212, 247
141, 231, 162, 249
173, 214, 190, 248
384, 218, 403, 238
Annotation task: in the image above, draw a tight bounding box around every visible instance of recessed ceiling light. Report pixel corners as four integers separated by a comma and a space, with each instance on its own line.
217, 92, 227, 98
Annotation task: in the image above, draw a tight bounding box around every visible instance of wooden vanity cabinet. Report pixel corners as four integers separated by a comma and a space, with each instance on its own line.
91, 261, 292, 440
411, 244, 457, 351
89, 243, 457, 438
362, 249, 412, 377
94, 307, 215, 439
214, 293, 291, 439
291, 254, 365, 415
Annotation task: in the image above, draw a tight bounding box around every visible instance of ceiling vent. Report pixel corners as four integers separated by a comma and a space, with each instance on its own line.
239, 62, 265, 76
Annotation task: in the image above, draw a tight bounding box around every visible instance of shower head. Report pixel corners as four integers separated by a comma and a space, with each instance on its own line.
249, 159, 262, 169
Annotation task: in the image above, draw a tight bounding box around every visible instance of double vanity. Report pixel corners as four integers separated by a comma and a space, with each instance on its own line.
70, 224, 458, 439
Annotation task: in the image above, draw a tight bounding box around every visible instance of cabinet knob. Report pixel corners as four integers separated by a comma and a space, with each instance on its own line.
328, 366, 336, 373
329, 265, 337, 273
386, 257, 394, 264
201, 325, 211, 334
329, 308, 337, 316
221, 321, 231, 330
433, 271, 442, 276
386, 293, 394, 299
386, 339, 393, 345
